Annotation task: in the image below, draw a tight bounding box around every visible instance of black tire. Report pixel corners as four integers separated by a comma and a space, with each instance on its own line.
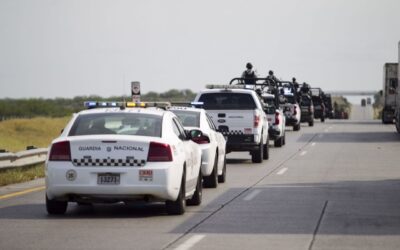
218, 155, 227, 183
293, 123, 300, 131
187, 171, 202, 206
203, 153, 218, 188
166, 168, 186, 215
309, 119, 314, 127
274, 136, 283, 147
321, 117, 325, 122
252, 140, 263, 163
396, 120, 400, 133
46, 195, 67, 215
263, 138, 269, 160
283, 133, 286, 145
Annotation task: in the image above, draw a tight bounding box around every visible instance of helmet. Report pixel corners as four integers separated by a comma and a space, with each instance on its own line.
269, 70, 274, 75
246, 63, 253, 70
292, 77, 296, 82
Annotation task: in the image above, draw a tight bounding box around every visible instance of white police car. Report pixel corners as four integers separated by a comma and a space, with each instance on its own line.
45, 101, 203, 215
169, 105, 227, 188
261, 93, 286, 147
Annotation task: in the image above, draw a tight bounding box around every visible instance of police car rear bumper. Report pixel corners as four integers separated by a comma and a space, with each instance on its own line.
45, 161, 182, 202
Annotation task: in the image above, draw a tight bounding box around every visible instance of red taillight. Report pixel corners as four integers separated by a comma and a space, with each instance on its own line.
49, 141, 71, 161
275, 112, 280, 125
147, 142, 173, 162
293, 106, 297, 115
254, 115, 260, 128
191, 135, 210, 144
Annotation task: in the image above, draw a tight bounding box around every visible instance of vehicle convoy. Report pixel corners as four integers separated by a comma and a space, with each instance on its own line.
382, 63, 398, 124
46, 101, 204, 215
278, 81, 301, 131
310, 88, 326, 122
194, 80, 269, 163
261, 93, 286, 147
169, 106, 227, 187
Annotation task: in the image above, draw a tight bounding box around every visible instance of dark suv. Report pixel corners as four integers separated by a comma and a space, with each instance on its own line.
299, 95, 314, 126
311, 96, 325, 122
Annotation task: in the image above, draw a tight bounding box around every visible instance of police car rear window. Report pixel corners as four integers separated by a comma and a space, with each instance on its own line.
69, 113, 162, 137
170, 110, 200, 127
198, 93, 256, 110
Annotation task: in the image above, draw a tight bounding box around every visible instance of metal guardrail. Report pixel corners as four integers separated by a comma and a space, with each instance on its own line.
0, 148, 48, 170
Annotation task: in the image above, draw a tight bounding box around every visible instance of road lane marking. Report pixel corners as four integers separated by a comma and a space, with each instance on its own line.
174, 235, 205, 250
276, 168, 288, 175
300, 151, 307, 156
0, 186, 45, 200
243, 189, 261, 201
311, 142, 316, 146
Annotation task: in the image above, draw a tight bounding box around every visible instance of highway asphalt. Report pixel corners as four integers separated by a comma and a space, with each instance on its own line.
1, 105, 400, 250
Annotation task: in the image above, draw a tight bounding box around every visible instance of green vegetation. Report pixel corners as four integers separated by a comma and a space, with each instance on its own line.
0, 89, 197, 120
332, 96, 352, 117
0, 116, 70, 152
372, 90, 383, 119
0, 163, 44, 186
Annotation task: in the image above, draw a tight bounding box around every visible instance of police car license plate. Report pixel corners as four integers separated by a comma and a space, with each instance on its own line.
139, 170, 153, 181
97, 173, 120, 185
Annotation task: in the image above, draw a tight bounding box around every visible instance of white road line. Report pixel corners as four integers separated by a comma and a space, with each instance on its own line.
300, 151, 307, 156
311, 142, 316, 146
174, 235, 206, 250
243, 189, 262, 201
276, 168, 288, 175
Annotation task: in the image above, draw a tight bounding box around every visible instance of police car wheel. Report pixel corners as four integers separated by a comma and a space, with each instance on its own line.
46, 195, 67, 215
293, 123, 301, 131
187, 170, 202, 206
166, 168, 186, 215
203, 153, 218, 188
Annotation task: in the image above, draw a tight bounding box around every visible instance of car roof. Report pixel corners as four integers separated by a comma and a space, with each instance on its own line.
198, 88, 256, 94
169, 106, 204, 113
77, 107, 167, 117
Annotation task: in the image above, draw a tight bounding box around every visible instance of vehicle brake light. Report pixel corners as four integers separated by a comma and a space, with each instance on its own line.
147, 142, 173, 162
254, 115, 260, 128
275, 112, 280, 125
49, 141, 71, 161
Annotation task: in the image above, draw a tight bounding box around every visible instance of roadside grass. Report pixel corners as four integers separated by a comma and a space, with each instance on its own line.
0, 116, 71, 152
0, 163, 44, 187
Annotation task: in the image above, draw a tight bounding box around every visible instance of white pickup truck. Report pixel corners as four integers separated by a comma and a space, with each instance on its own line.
194, 85, 269, 163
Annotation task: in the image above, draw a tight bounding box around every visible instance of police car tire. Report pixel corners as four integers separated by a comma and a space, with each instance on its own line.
46, 195, 67, 215
203, 154, 218, 188
293, 123, 301, 131
252, 140, 263, 163
218, 155, 227, 183
187, 171, 202, 206
321, 117, 325, 122
166, 168, 186, 215
309, 119, 314, 127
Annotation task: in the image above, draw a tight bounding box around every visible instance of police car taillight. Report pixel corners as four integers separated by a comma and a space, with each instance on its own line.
147, 142, 173, 162
49, 141, 71, 161
254, 115, 260, 128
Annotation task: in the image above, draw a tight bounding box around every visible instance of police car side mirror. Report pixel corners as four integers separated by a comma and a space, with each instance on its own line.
188, 129, 210, 144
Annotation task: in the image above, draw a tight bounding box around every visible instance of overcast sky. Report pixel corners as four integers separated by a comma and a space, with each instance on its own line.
0, 0, 399, 98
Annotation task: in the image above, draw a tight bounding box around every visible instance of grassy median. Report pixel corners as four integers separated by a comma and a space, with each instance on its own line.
0, 116, 70, 152
0, 163, 45, 187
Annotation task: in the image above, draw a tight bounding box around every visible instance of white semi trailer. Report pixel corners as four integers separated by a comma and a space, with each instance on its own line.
382, 63, 398, 124
396, 42, 400, 132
